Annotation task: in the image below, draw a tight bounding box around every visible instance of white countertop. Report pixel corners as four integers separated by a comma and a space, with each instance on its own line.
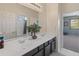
0, 33, 56, 56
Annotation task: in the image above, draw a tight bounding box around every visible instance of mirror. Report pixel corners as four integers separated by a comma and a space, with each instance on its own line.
0, 13, 28, 40
0, 13, 17, 40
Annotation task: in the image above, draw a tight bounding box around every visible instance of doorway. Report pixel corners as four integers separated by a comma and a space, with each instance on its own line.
16, 16, 27, 36
60, 12, 79, 56
63, 16, 79, 52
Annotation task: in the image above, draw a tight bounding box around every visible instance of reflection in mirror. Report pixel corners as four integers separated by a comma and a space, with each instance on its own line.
0, 13, 28, 40
16, 16, 28, 37
0, 13, 17, 40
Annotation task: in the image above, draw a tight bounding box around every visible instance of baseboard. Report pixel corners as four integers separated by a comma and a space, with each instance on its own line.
59, 48, 79, 56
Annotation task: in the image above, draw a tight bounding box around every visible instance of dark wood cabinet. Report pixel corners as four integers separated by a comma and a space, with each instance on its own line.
45, 44, 50, 56
23, 37, 56, 56
35, 50, 43, 56
23, 48, 38, 56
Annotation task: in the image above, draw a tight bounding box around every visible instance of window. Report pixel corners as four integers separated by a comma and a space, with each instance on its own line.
70, 19, 79, 29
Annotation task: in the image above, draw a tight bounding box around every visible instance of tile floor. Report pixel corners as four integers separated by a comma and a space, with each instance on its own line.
63, 35, 79, 53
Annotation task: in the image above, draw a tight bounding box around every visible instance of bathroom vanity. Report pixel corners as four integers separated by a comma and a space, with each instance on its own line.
0, 33, 56, 56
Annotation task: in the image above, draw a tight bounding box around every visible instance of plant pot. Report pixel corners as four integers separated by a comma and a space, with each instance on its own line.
32, 32, 37, 39
32, 35, 37, 39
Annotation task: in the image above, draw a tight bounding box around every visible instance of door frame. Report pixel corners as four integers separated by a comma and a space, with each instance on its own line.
57, 11, 79, 56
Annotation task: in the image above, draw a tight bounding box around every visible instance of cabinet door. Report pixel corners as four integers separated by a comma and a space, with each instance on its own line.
52, 42, 56, 52
45, 44, 50, 56
35, 50, 43, 56
53, 37, 56, 51
23, 48, 38, 56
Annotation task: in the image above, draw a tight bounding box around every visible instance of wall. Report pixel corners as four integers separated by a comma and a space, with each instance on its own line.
62, 3, 79, 13
46, 3, 60, 52
39, 3, 59, 34
39, 4, 47, 32
0, 3, 38, 39
46, 3, 58, 35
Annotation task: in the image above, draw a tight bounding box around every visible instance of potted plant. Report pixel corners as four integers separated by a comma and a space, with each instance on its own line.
28, 23, 41, 39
